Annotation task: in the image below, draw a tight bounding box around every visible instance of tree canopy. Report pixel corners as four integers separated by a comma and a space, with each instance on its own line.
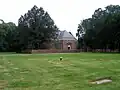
0, 20, 17, 51
17, 5, 58, 50
76, 5, 120, 52
1, 4, 120, 52
0, 5, 58, 52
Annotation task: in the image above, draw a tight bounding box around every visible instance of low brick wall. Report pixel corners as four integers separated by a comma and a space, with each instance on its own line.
21, 49, 119, 54
31, 49, 78, 53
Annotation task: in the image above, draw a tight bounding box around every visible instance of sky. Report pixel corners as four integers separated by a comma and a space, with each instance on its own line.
0, 0, 120, 37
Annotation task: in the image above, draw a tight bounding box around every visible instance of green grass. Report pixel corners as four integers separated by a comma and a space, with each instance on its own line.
0, 53, 120, 90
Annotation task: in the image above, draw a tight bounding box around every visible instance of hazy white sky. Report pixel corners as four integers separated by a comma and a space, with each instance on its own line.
0, 0, 120, 36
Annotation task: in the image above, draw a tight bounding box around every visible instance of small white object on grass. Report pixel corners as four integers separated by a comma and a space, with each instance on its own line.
60, 57, 63, 61
90, 79, 112, 84
96, 79, 112, 84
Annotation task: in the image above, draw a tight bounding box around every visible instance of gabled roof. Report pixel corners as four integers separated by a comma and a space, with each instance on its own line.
58, 30, 77, 40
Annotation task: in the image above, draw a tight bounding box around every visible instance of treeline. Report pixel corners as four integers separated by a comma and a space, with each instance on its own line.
0, 5, 58, 52
76, 5, 120, 52
1, 4, 120, 52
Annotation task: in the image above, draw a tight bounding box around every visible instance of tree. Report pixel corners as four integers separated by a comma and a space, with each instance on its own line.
18, 5, 58, 50
0, 19, 17, 51
76, 21, 85, 49
76, 5, 120, 52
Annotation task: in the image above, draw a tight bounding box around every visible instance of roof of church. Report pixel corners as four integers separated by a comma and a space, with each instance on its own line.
57, 30, 77, 40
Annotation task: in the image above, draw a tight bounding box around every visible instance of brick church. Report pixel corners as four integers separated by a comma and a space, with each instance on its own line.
56, 30, 77, 50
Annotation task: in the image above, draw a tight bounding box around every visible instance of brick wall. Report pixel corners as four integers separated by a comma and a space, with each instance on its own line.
22, 49, 119, 54
31, 49, 78, 53
61, 40, 77, 50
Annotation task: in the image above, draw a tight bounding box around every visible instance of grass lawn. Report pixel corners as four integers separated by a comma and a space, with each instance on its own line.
0, 53, 120, 90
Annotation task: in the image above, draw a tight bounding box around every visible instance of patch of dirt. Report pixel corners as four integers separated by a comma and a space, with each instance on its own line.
49, 60, 73, 66
0, 80, 8, 89
4, 73, 11, 76
20, 71, 29, 74
28, 58, 40, 60
19, 68, 31, 74
13, 68, 19, 70
3, 69, 9, 73
0, 65, 4, 69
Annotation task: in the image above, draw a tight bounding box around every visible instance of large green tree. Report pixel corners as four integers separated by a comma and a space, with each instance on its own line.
18, 5, 58, 50
77, 5, 120, 52
0, 19, 17, 51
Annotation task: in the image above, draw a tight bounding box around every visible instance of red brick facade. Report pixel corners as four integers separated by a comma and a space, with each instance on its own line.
60, 40, 77, 50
